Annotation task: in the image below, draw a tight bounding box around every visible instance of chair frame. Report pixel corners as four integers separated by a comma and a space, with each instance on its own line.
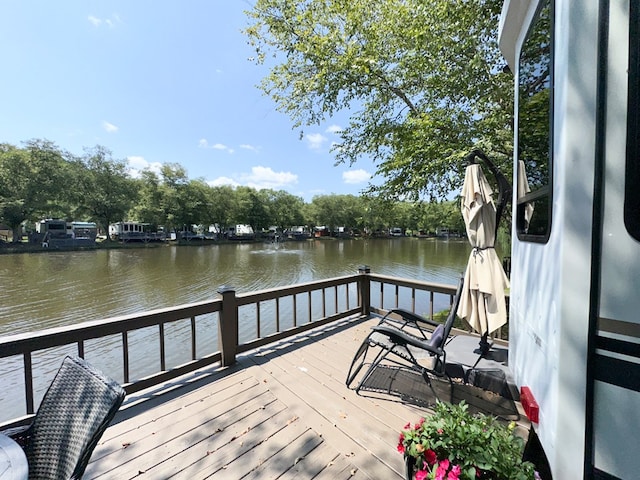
346, 277, 464, 395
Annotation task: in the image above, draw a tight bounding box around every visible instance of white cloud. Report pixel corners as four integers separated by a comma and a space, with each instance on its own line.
199, 138, 234, 154
88, 14, 121, 28
244, 166, 298, 190
208, 166, 298, 191
213, 143, 233, 153
102, 121, 118, 133
240, 144, 260, 153
127, 156, 163, 178
208, 176, 240, 188
325, 124, 342, 134
304, 132, 327, 150
342, 169, 371, 184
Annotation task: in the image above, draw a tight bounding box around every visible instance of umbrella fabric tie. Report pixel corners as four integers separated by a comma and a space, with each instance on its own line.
472, 246, 494, 258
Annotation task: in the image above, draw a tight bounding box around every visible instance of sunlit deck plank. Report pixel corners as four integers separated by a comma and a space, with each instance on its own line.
85, 315, 509, 479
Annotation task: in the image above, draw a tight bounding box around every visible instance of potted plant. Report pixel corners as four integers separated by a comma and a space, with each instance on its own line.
397, 401, 537, 480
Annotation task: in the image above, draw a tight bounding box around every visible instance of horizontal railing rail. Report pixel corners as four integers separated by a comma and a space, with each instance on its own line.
0, 267, 505, 428
368, 272, 461, 320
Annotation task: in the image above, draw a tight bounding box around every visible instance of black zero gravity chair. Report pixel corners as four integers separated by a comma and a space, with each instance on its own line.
346, 276, 464, 395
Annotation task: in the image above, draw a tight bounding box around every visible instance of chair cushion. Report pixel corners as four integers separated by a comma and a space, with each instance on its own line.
428, 324, 444, 348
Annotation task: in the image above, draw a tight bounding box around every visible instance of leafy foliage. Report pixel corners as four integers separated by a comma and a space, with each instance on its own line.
245, 0, 514, 200
0, 140, 469, 242
399, 401, 535, 479
74, 146, 139, 235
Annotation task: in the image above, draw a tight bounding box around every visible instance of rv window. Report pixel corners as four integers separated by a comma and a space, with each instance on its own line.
626, 1, 640, 240
517, 0, 553, 241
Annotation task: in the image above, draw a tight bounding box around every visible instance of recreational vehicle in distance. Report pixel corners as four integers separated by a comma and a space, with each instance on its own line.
500, 1, 639, 478
226, 224, 255, 241
109, 222, 166, 242
69, 222, 97, 241
33, 219, 97, 247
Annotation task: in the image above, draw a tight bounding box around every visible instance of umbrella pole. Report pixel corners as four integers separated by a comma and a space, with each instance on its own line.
471, 333, 493, 369
475, 332, 492, 354
472, 294, 493, 367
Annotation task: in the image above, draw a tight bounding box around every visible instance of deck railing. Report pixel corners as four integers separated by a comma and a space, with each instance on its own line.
0, 267, 471, 427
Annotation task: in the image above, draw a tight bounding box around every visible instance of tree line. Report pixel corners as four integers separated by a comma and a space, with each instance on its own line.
0, 140, 466, 243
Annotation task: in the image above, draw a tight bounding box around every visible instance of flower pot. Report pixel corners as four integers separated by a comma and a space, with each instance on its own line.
404, 455, 414, 480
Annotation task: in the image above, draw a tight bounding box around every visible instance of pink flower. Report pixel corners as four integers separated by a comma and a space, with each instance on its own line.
404, 422, 412, 429
415, 469, 428, 480
397, 433, 405, 454
435, 459, 450, 480
448, 464, 461, 480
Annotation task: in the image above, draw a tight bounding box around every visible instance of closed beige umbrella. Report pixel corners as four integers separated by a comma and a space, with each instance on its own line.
456, 163, 510, 336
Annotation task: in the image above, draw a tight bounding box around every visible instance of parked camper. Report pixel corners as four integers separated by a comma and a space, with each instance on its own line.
500, 1, 640, 478
69, 222, 97, 241
226, 224, 255, 241
109, 222, 166, 242
33, 219, 97, 247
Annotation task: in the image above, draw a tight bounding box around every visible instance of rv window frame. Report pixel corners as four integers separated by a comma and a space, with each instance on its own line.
516, 0, 554, 243
625, 0, 640, 240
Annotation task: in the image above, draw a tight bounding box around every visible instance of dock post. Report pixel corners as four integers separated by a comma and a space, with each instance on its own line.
358, 265, 371, 317
217, 285, 238, 367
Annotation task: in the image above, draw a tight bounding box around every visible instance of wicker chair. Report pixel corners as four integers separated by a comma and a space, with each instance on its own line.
6, 355, 126, 480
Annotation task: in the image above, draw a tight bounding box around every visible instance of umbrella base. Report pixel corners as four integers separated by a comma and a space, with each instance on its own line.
472, 334, 493, 368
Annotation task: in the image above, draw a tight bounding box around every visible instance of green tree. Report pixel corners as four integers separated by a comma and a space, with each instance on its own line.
0, 140, 69, 241
76, 146, 138, 236
131, 170, 169, 227
159, 163, 193, 231
309, 194, 361, 232
361, 195, 395, 234
207, 185, 237, 236
264, 189, 305, 231
235, 186, 270, 233
245, 0, 512, 200
181, 179, 213, 230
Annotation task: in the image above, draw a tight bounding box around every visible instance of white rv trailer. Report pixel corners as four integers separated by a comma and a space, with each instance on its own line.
500, 0, 640, 478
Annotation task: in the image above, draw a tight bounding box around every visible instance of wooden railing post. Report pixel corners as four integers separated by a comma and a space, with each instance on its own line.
358, 265, 371, 316
217, 285, 238, 367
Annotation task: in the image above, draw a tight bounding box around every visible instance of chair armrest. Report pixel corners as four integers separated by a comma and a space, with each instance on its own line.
372, 325, 441, 356
381, 308, 440, 328
1, 424, 31, 448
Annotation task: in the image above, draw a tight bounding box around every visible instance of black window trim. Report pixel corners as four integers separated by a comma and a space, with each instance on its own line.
625, 0, 640, 240
516, 0, 554, 244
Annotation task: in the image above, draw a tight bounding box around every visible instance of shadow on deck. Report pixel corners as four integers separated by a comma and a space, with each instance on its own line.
84, 315, 527, 479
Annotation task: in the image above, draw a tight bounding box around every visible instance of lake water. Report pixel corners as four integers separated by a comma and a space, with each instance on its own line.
0, 237, 485, 422
0, 238, 478, 336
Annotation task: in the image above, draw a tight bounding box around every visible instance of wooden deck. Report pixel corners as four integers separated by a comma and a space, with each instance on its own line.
83, 315, 526, 480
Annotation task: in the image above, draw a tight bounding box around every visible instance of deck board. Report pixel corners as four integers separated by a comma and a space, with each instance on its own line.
85, 315, 525, 479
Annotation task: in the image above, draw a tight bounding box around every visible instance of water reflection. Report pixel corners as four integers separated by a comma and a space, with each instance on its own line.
0, 238, 479, 421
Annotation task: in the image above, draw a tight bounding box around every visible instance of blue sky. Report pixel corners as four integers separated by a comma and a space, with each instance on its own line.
0, 1, 377, 202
